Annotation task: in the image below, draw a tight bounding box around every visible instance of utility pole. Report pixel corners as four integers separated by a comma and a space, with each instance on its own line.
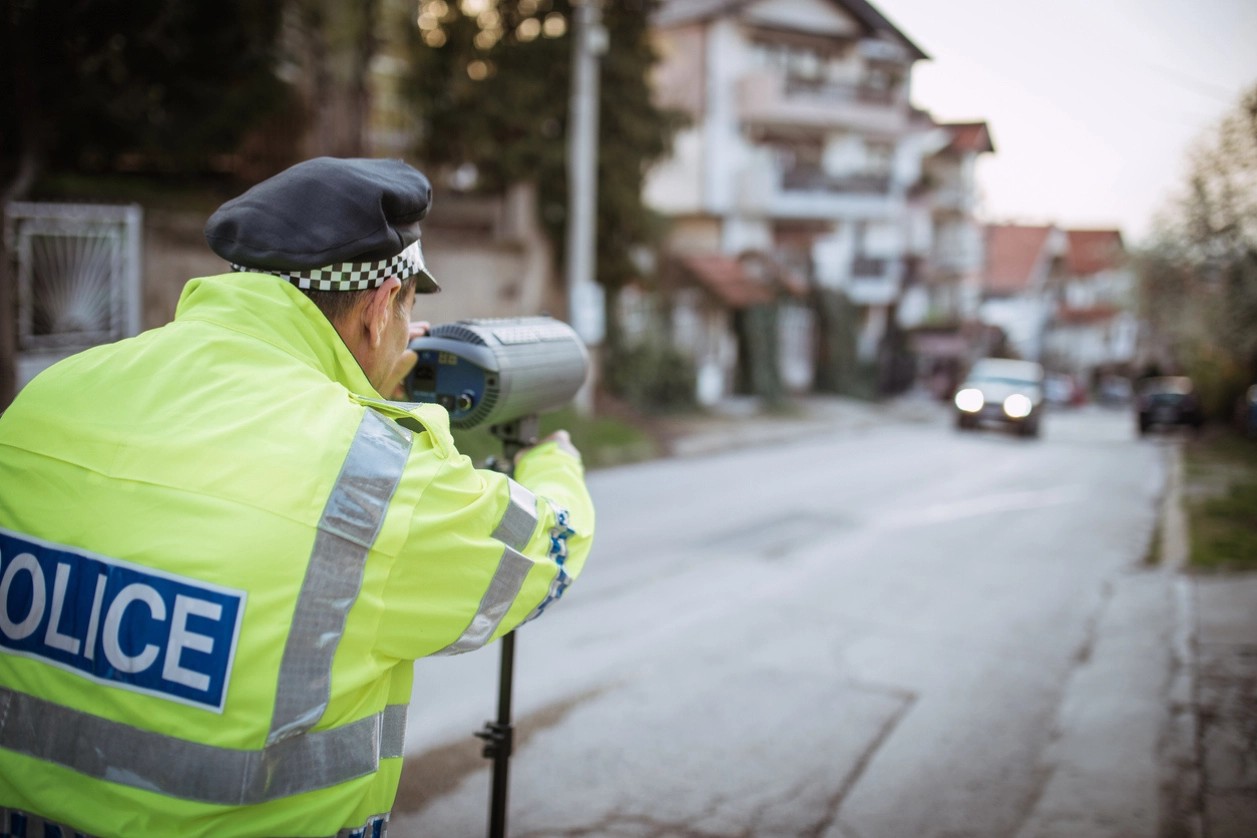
565, 0, 606, 414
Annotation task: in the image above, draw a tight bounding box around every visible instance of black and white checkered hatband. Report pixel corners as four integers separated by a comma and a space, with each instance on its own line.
232, 239, 431, 292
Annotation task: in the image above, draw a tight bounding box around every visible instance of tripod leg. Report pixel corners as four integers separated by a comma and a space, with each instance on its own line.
478, 427, 531, 837
487, 631, 515, 838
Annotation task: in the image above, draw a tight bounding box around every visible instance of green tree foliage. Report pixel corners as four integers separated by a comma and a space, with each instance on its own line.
1137, 83, 1257, 418
402, 0, 684, 311
1, 0, 291, 196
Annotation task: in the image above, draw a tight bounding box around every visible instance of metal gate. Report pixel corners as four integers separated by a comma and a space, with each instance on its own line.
3, 202, 142, 388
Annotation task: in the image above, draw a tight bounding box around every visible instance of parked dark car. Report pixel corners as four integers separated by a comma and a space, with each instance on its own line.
1239, 384, 1257, 438
1135, 376, 1203, 435
954, 358, 1046, 437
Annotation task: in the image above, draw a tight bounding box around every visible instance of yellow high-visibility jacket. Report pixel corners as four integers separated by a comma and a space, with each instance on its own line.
0, 274, 594, 837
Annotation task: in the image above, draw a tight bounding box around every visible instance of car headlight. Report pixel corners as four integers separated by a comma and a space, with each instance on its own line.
1003, 393, 1033, 419
955, 388, 984, 413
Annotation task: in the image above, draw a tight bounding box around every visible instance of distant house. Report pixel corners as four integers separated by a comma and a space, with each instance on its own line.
976, 223, 1137, 388
646, 0, 933, 401
979, 224, 1068, 363
1043, 229, 1137, 377
617, 250, 810, 405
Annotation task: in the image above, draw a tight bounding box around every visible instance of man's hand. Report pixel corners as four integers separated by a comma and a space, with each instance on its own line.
520, 430, 582, 461
384, 321, 431, 400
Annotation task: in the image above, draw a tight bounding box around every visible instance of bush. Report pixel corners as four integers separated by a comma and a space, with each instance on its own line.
1187, 349, 1250, 422
605, 342, 697, 415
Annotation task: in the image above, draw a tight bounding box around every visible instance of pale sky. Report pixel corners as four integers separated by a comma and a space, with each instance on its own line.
872, 0, 1257, 245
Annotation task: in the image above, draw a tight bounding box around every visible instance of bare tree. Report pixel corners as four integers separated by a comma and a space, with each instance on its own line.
1137, 83, 1257, 416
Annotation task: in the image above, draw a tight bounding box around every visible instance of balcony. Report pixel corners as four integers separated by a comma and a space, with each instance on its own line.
781, 168, 891, 195
737, 160, 900, 219
932, 223, 983, 274
932, 244, 982, 275
852, 256, 890, 278
847, 257, 901, 305
931, 187, 975, 214
738, 70, 912, 135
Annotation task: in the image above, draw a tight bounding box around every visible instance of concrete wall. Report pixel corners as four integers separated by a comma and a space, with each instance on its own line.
139, 184, 558, 334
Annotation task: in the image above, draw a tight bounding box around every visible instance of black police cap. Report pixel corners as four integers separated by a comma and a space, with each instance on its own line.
204, 157, 440, 293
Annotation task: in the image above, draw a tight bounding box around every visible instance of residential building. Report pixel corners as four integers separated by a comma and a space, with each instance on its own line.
979, 224, 1138, 388
920, 121, 995, 324
979, 223, 1069, 364
646, 0, 932, 401
900, 119, 996, 396
1042, 229, 1138, 379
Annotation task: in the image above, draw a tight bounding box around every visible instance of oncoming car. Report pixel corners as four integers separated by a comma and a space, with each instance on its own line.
954, 358, 1046, 437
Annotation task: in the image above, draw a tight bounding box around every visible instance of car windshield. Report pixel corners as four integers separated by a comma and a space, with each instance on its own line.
966, 360, 1043, 386
971, 375, 1038, 387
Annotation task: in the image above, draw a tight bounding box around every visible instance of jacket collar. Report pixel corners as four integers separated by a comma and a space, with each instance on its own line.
174, 273, 380, 397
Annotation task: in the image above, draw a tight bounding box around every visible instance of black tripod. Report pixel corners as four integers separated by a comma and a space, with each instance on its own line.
475, 415, 540, 838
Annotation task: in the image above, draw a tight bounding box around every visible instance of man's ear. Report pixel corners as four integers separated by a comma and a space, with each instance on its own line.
362, 277, 402, 348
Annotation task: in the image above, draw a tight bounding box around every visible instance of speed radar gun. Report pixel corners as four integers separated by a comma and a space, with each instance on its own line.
403, 316, 589, 838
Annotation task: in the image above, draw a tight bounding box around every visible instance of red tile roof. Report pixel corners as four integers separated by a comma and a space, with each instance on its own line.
1065, 229, 1125, 275
983, 225, 1056, 295
943, 121, 995, 154
1056, 304, 1122, 325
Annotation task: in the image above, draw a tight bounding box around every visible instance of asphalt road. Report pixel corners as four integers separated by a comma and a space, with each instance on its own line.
391, 404, 1178, 838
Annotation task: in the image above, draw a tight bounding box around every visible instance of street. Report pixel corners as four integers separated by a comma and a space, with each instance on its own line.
391, 404, 1179, 837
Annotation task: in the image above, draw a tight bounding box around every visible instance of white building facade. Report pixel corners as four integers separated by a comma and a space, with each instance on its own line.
646, 0, 935, 399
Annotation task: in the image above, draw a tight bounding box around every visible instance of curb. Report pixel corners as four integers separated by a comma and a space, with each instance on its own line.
1160, 445, 1205, 837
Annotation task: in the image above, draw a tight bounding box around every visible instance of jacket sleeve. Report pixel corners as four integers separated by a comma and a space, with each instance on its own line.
374, 414, 595, 662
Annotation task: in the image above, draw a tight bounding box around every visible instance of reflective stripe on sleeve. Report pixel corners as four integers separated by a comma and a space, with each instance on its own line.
0, 688, 409, 806
432, 546, 533, 656
431, 478, 543, 655
268, 410, 412, 745
491, 479, 538, 552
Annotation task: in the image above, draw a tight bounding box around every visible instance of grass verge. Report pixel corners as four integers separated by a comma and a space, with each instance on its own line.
1181, 430, 1257, 572
449, 406, 663, 471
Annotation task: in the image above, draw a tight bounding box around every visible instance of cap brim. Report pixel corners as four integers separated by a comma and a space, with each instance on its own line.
412, 268, 441, 294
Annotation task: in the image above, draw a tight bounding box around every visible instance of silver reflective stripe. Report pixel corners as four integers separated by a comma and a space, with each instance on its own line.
0, 688, 409, 806
434, 477, 543, 655
0, 806, 390, 838
433, 546, 534, 655
380, 702, 407, 760
269, 410, 412, 745
491, 479, 539, 551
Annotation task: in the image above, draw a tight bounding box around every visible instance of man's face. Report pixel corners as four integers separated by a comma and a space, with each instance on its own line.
388, 282, 417, 359
375, 281, 417, 393
349, 278, 419, 396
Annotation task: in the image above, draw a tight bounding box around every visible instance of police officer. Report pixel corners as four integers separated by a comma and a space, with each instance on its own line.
0, 157, 594, 837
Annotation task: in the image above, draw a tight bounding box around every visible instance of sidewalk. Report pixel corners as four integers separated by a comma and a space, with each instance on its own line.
1191, 573, 1257, 836
1159, 443, 1257, 838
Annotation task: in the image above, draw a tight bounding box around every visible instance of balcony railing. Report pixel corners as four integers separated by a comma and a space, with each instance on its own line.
738, 71, 911, 135
781, 168, 891, 195
783, 77, 897, 105
851, 256, 890, 279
